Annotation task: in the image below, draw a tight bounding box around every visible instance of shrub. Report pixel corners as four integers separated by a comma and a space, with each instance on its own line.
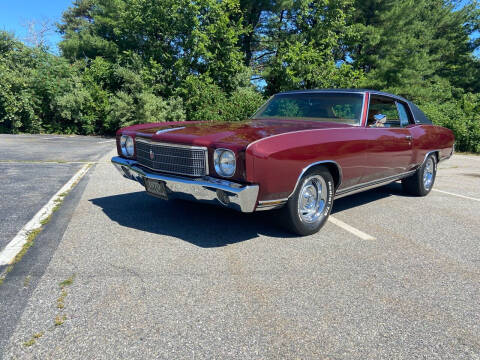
420, 93, 480, 153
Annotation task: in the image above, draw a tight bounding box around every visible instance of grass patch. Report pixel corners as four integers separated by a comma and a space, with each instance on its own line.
40, 199, 64, 226
19, 274, 76, 345
23, 338, 36, 347
57, 289, 67, 309
0, 265, 14, 285
0, 163, 91, 287
23, 275, 31, 287
11, 229, 40, 265
57, 274, 75, 310
39, 217, 50, 226
23, 331, 45, 347
59, 274, 75, 288
1, 228, 42, 287
54, 314, 67, 326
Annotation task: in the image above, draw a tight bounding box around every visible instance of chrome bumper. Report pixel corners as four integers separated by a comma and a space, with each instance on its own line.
111, 157, 259, 213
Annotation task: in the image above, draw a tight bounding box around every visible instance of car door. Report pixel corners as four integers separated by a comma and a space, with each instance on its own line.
361, 95, 414, 183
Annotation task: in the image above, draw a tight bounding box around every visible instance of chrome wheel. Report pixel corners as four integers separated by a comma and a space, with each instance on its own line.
297, 175, 328, 224
423, 157, 434, 190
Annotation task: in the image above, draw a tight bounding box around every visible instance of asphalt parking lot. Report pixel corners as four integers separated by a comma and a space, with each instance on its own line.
0, 134, 115, 251
0, 135, 479, 359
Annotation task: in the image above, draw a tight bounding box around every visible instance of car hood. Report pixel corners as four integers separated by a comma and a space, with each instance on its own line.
124, 119, 353, 150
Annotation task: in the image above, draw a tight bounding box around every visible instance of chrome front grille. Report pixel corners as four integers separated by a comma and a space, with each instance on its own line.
135, 138, 208, 177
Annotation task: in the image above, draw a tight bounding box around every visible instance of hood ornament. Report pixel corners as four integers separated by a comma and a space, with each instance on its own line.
156, 127, 186, 135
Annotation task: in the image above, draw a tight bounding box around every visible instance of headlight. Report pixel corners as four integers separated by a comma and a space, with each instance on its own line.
214, 149, 236, 178
120, 135, 135, 157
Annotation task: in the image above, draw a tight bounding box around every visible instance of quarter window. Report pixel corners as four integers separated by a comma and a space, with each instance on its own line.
367, 97, 400, 128
397, 102, 411, 127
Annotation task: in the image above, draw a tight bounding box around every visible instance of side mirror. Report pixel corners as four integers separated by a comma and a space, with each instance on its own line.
373, 114, 387, 127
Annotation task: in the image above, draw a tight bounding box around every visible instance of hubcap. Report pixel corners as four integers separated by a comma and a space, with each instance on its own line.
423, 158, 434, 190
297, 175, 328, 224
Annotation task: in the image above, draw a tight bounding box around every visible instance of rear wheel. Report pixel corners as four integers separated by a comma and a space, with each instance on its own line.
402, 153, 437, 196
280, 167, 334, 236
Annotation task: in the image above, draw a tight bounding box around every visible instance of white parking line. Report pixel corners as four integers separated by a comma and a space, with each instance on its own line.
97, 139, 115, 144
432, 189, 480, 202
328, 216, 376, 240
0, 163, 92, 267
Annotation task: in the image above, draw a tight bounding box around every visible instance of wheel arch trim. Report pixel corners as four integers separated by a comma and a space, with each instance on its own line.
288, 160, 343, 199
421, 150, 440, 169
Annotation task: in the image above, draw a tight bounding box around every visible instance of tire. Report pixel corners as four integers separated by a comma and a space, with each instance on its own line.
402, 153, 437, 196
280, 167, 335, 236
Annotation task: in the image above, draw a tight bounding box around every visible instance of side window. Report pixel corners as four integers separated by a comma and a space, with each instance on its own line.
367, 97, 401, 128
396, 102, 412, 127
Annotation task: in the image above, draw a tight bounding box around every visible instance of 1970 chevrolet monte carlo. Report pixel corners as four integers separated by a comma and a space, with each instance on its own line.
112, 89, 455, 235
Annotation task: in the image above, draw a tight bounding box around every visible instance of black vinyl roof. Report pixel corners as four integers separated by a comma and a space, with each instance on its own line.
277, 89, 432, 124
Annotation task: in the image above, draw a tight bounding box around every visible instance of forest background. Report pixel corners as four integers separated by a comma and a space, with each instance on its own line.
1, 0, 479, 152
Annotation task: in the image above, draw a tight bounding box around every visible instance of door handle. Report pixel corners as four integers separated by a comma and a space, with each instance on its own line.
405, 135, 412, 141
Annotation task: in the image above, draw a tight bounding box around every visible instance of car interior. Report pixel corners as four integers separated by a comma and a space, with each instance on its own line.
367, 97, 402, 128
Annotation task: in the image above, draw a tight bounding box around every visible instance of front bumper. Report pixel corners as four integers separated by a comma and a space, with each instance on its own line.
111, 157, 259, 213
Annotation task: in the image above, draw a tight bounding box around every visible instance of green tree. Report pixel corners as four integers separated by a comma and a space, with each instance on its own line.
251, 0, 365, 95
237, 0, 276, 66
0, 32, 40, 133
349, 0, 480, 101
1, 1, 479, 152
59, 0, 249, 94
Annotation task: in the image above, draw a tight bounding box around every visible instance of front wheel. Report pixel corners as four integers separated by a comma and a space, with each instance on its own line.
402, 153, 437, 196
280, 167, 334, 236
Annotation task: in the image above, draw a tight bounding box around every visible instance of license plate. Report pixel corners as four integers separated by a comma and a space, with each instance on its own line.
145, 179, 168, 199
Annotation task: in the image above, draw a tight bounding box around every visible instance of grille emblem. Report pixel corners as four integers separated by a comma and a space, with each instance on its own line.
149, 149, 154, 160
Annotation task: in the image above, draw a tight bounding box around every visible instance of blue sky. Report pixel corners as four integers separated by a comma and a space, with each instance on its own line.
0, 0, 73, 51
0, 0, 478, 56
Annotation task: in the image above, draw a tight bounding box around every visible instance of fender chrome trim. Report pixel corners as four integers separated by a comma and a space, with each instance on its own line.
245, 127, 362, 152
335, 170, 416, 199
287, 160, 343, 199
261, 169, 417, 206
422, 150, 440, 165
426, 147, 452, 164
256, 199, 288, 211
268, 149, 448, 205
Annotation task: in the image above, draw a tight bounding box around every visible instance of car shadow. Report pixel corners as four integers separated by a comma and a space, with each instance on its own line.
90, 182, 410, 248
332, 181, 411, 214
90, 192, 296, 247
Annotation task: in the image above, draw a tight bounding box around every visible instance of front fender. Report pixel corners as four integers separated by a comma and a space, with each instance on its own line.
245, 128, 364, 201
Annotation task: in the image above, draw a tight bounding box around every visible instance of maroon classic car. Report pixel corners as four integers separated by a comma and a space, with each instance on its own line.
112, 89, 455, 235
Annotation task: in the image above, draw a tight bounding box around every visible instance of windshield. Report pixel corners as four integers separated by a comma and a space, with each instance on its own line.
253, 92, 364, 125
